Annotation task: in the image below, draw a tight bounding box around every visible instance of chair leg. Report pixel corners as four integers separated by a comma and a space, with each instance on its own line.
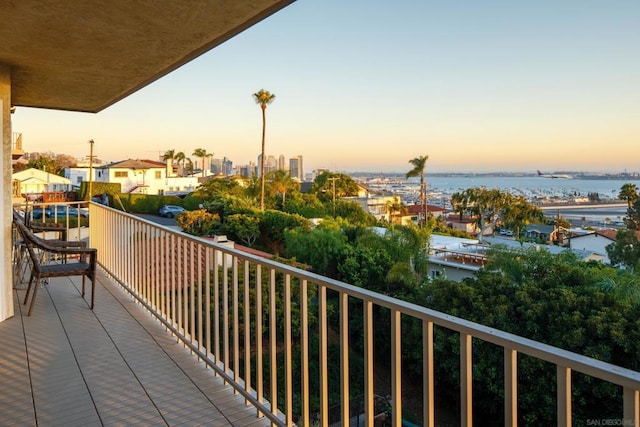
90, 276, 95, 310
81, 275, 85, 298
27, 274, 41, 316
23, 274, 35, 305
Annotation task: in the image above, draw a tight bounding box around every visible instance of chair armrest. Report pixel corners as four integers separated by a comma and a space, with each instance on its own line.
31, 233, 87, 248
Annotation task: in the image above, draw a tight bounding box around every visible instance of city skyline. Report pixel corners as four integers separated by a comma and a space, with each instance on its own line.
11, 1, 640, 174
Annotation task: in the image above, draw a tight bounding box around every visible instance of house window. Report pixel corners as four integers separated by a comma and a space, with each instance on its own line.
430, 269, 442, 279
155, 171, 161, 179
76, 177, 82, 184
115, 171, 128, 178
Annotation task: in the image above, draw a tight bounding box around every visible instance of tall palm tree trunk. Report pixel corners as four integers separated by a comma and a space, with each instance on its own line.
260, 105, 267, 211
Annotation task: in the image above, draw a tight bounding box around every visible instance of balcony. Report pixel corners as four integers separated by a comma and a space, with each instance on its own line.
11, 132, 23, 160
4, 202, 640, 426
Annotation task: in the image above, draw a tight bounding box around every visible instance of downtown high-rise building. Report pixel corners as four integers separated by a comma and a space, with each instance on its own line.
289, 155, 303, 181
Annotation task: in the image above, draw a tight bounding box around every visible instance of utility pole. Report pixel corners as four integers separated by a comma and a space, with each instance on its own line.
327, 176, 339, 217
88, 139, 95, 200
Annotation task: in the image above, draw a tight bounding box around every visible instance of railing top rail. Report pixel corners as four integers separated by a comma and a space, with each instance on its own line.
95, 204, 640, 391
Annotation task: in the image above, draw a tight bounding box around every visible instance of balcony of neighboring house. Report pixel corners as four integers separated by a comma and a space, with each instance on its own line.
11, 132, 24, 160
4, 201, 640, 426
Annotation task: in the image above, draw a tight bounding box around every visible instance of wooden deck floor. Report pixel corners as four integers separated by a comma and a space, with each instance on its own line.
0, 269, 272, 426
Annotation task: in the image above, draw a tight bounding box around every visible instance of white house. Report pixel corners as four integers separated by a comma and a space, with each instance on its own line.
569, 230, 617, 264
12, 168, 72, 198
428, 234, 487, 281
64, 167, 98, 189
94, 159, 199, 195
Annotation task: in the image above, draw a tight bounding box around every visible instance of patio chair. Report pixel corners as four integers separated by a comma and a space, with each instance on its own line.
14, 220, 97, 316
12, 210, 83, 287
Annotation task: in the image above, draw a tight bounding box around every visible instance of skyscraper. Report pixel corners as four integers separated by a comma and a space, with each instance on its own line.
289, 155, 303, 181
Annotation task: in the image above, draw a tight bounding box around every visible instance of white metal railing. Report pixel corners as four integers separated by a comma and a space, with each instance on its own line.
14, 200, 91, 243
87, 204, 640, 427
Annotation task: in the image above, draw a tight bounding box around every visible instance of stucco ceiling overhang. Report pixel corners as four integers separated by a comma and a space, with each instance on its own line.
0, 1, 294, 113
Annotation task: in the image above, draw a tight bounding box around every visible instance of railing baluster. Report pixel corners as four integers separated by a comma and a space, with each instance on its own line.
190, 240, 196, 346
269, 268, 277, 417
256, 264, 263, 417
424, 320, 434, 427
197, 244, 203, 351
177, 237, 183, 335
157, 228, 163, 313
205, 246, 211, 362
184, 238, 190, 340
319, 284, 328, 424
391, 309, 402, 427
213, 248, 220, 376
504, 348, 517, 427
300, 279, 310, 426
557, 366, 571, 427
223, 249, 229, 382
244, 260, 251, 403
623, 387, 639, 427
364, 300, 374, 427
461, 333, 472, 427
340, 291, 350, 425
170, 233, 176, 330
233, 255, 239, 392
284, 274, 292, 425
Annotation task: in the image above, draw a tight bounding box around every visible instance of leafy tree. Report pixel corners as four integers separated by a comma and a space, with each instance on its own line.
266, 169, 299, 208
223, 214, 261, 246
452, 187, 507, 241
501, 195, 544, 239
260, 210, 310, 254
333, 200, 377, 226
195, 177, 245, 199
284, 219, 349, 277
406, 155, 429, 226
452, 187, 543, 242
281, 192, 327, 218
311, 172, 359, 201
175, 209, 220, 236
253, 88, 276, 211
27, 152, 77, 175
606, 228, 640, 271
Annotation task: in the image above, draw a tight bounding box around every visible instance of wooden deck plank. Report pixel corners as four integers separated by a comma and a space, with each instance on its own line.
0, 268, 272, 427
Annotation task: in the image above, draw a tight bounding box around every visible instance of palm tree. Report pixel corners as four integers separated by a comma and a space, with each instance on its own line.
406, 155, 429, 227
385, 196, 406, 225
619, 183, 638, 209
162, 149, 176, 176
253, 89, 276, 211
174, 151, 186, 176
267, 169, 299, 207
192, 148, 212, 177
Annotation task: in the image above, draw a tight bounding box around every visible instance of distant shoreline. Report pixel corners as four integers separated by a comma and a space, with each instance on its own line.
348, 171, 640, 180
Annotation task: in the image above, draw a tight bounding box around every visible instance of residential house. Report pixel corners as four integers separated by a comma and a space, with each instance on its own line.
428, 234, 487, 281
569, 229, 617, 265
525, 224, 558, 243
446, 214, 481, 235
95, 159, 199, 195
12, 168, 72, 199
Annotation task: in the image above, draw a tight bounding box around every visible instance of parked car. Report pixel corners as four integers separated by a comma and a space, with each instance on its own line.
158, 205, 186, 218
31, 205, 88, 219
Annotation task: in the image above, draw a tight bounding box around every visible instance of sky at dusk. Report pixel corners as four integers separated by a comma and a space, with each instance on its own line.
11, 1, 640, 174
